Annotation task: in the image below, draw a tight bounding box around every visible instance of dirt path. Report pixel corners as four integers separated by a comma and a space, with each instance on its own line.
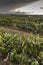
0, 26, 29, 34
0, 26, 43, 37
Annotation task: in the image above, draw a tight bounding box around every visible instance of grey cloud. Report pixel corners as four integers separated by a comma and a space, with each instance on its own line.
0, 0, 39, 6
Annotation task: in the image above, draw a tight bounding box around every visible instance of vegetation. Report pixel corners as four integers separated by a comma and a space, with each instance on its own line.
0, 15, 43, 33
0, 29, 43, 65
0, 15, 43, 65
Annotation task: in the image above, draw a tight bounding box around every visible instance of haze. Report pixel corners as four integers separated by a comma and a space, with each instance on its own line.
0, 0, 43, 15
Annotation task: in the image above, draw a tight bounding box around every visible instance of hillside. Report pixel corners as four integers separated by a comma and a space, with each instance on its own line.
0, 15, 43, 65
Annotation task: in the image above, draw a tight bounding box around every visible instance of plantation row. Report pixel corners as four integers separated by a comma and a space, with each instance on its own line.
0, 15, 43, 33
0, 29, 43, 65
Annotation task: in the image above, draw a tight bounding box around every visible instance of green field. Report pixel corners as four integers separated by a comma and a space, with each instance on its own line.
0, 15, 43, 65
0, 15, 43, 33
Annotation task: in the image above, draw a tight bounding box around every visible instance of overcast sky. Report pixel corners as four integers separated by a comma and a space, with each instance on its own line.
0, 0, 43, 14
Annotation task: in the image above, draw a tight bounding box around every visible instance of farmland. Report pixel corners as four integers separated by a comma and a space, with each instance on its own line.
0, 15, 43, 33
0, 15, 43, 65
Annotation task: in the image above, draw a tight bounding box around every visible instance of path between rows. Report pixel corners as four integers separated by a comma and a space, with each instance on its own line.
0, 26, 43, 37
0, 26, 29, 34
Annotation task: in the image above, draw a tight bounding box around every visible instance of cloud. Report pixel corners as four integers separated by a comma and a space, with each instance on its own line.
0, 0, 38, 6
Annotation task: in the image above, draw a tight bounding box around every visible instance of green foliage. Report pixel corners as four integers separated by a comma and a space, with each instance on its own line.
0, 15, 43, 33
0, 47, 8, 57
31, 59, 39, 65
0, 29, 43, 65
